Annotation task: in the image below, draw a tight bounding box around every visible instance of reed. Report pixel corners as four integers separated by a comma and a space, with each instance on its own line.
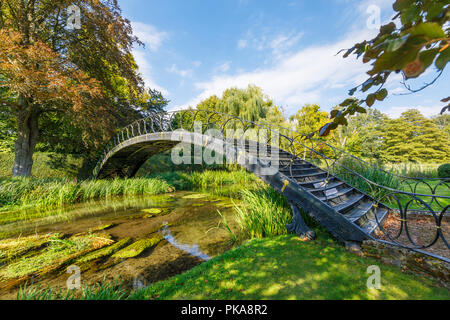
233, 187, 292, 239
0, 177, 171, 211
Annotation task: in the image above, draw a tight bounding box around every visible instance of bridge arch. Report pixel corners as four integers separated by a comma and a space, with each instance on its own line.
92, 110, 450, 261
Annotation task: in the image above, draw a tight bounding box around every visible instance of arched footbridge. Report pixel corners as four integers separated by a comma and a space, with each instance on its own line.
92, 110, 449, 261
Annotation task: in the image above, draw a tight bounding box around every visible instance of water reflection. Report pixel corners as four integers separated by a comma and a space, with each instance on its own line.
0, 191, 240, 299
160, 225, 211, 261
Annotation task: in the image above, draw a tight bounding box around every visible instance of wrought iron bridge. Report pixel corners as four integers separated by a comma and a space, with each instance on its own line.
92, 109, 450, 262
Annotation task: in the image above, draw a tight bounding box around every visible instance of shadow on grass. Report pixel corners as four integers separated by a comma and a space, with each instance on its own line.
131, 233, 450, 300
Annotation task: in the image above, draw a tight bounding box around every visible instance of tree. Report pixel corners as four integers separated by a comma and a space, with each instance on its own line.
380, 109, 449, 162
0, 0, 146, 176
332, 109, 387, 160
432, 113, 450, 137
290, 104, 330, 136
196, 85, 286, 127
319, 0, 449, 137
197, 85, 273, 122
289, 104, 333, 158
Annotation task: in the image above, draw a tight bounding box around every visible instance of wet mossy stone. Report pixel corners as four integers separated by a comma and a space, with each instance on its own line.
0, 234, 62, 264
141, 208, 168, 218
76, 238, 132, 264
92, 224, 116, 232
216, 202, 233, 208
142, 208, 163, 214
111, 235, 164, 259
192, 203, 205, 207
182, 194, 208, 199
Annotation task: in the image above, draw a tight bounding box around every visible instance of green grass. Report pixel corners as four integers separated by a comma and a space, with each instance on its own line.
128, 233, 449, 300
16, 232, 450, 300
17, 277, 129, 300
387, 162, 441, 179
0, 177, 172, 213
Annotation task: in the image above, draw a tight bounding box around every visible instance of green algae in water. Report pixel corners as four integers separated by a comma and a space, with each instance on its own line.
0, 235, 92, 280
182, 194, 208, 199
192, 203, 205, 207
0, 234, 62, 264
76, 238, 132, 264
91, 224, 116, 232
216, 202, 233, 208
141, 208, 163, 214
111, 235, 164, 259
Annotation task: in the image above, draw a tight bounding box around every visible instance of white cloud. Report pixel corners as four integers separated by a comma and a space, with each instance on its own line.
216, 62, 231, 73
237, 39, 248, 49
390, 87, 407, 95
133, 49, 168, 95
167, 64, 192, 78
177, 29, 375, 113
384, 105, 443, 118
131, 21, 168, 51
237, 30, 304, 58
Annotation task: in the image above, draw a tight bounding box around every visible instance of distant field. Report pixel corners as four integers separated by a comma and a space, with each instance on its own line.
386, 162, 442, 179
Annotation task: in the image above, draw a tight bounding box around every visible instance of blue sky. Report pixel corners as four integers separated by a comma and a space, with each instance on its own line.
120, 0, 449, 118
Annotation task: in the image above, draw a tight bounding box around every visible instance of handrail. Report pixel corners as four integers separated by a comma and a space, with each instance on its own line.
92, 109, 449, 256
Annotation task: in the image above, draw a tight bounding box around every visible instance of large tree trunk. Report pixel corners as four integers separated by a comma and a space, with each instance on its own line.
12, 97, 40, 177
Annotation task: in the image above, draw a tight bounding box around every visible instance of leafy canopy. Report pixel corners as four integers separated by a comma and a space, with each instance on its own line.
319, 0, 449, 137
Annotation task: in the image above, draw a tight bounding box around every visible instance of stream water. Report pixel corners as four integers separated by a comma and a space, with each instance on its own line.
0, 191, 240, 299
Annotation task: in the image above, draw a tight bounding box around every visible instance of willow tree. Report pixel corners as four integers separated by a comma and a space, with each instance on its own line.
0, 0, 144, 176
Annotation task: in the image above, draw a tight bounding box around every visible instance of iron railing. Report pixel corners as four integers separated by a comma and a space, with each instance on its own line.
92, 109, 449, 258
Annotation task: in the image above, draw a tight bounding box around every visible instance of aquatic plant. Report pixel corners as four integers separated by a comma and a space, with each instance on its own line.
0, 177, 171, 211
233, 187, 293, 239
17, 277, 129, 300
0, 234, 111, 280
75, 238, 132, 264
111, 236, 164, 259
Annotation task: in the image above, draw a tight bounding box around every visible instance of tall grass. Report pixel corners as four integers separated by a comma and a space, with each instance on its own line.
234, 187, 293, 239
17, 277, 129, 300
0, 169, 262, 211
331, 156, 401, 199
0, 177, 171, 211
386, 162, 440, 179
147, 169, 264, 198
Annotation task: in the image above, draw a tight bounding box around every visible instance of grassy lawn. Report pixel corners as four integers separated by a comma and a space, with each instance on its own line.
394, 179, 450, 211
130, 232, 449, 300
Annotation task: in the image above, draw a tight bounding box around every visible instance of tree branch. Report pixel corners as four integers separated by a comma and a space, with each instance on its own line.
396, 69, 444, 95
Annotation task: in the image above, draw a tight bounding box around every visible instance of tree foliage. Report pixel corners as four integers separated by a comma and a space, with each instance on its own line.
379, 109, 449, 162
319, 0, 449, 137
0, 0, 162, 176
291, 105, 448, 163
196, 85, 286, 127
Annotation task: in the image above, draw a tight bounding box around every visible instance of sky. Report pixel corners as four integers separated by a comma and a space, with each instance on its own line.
119, 0, 449, 118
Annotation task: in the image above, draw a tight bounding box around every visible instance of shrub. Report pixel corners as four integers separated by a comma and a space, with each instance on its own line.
437, 164, 450, 178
